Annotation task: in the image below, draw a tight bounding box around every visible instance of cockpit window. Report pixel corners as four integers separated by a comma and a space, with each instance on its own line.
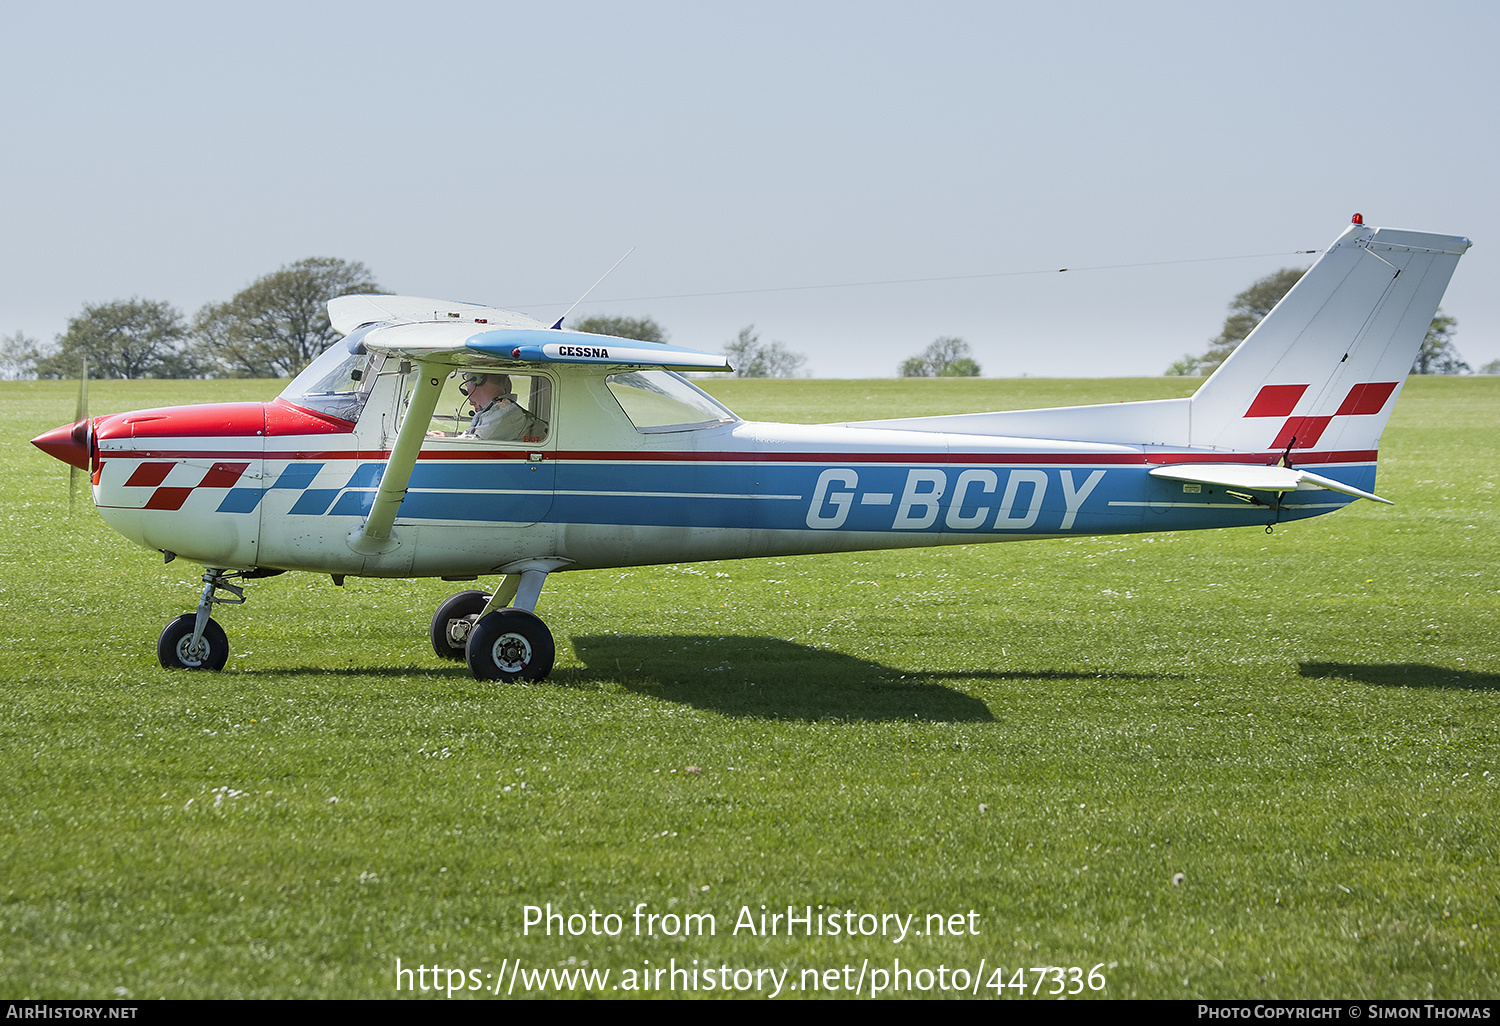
278, 332, 384, 422
421, 370, 552, 444
605, 370, 737, 432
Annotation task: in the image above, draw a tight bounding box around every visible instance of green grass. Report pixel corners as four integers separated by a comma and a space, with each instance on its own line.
0, 376, 1496, 999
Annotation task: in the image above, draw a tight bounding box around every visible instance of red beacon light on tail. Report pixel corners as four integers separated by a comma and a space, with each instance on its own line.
1351, 213, 1364, 225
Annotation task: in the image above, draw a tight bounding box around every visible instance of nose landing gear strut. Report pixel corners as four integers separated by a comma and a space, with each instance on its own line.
156, 567, 281, 671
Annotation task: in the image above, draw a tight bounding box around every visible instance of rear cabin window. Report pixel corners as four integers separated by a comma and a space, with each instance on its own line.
605, 370, 736, 432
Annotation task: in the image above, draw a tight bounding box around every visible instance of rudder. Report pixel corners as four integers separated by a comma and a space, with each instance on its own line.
1188, 220, 1470, 458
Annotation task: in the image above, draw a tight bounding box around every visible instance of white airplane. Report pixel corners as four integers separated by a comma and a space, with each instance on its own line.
31, 217, 1470, 681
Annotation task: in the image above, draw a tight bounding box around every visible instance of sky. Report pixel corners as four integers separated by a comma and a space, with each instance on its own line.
2, 1, 1495, 377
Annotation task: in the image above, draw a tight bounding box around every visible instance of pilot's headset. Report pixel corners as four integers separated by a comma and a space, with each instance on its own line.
459, 372, 515, 413
458, 371, 487, 398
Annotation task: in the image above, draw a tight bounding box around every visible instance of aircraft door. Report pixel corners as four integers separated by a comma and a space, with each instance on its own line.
396, 368, 557, 528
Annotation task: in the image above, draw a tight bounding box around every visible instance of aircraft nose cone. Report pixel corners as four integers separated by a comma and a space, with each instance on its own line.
32, 420, 90, 470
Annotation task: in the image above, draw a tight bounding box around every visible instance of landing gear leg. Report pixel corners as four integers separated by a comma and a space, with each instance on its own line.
157, 568, 246, 671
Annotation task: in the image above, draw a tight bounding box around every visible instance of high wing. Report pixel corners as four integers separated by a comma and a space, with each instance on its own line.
330, 294, 731, 372
328, 294, 550, 335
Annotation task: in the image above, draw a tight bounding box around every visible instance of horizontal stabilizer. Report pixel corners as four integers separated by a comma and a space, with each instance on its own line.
1148, 464, 1391, 504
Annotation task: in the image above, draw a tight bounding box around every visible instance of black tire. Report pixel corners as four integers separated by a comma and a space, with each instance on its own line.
430, 590, 491, 661
465, 609, 555, 682
157, 614, 229, 671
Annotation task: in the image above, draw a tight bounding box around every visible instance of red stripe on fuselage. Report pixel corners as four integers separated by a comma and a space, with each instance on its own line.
96, 445, 1381, 467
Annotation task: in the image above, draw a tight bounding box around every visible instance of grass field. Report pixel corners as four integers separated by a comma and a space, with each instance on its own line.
0, 375, 1496, 1000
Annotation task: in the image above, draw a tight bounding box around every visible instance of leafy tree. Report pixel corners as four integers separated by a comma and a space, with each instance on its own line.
1164, 353, 1206, 377
724, 325, 807, 378
35, 299, 195, 379
194, 258, 381, 377
900, 336, 980, 377
570, 315, 667, 342
1411, 311, 1467, 374
0, 331, 42, 380
1171, 268, 1466, 378
1175, 267, 1307, 376
1479, 359, 1500, 376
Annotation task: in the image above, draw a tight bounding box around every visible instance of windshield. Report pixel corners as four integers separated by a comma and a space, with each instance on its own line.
605, 370, 737, 432
278, 331, 384, 422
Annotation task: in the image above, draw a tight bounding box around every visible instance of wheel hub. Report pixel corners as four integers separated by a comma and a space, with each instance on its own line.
446, 616, 477, 647
175, 635, 209, 667
491, 633, 532, 673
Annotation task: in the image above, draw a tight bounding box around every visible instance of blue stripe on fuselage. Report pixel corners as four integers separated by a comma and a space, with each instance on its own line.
332, 458, 1359, 535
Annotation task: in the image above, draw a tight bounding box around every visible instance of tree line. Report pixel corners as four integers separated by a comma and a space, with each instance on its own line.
64, 267, 1463, 383
572, 316, 811, 378
1166, 268, 1481, 377
0, 258, 381, 381
574, 317, 986, 379
7, 261, 1480, 382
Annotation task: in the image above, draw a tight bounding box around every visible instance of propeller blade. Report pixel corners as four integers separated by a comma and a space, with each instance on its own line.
68, 358, 88, 510
74, 356, 87, 424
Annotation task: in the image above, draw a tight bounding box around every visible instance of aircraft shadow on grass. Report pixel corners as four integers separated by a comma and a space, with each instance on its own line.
231, 639, 1184, 723
1299, 662, 1500, 692
566, 634, 1182, 723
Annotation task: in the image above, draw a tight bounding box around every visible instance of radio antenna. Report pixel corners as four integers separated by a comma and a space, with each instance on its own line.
550, 247, 636, 330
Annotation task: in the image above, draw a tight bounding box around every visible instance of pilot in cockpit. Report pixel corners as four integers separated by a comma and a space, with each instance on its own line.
460, 372, 530, 441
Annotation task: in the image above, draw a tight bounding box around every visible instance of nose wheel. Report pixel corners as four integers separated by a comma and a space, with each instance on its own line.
157, 614, 229, 670
156, 567, 251, 671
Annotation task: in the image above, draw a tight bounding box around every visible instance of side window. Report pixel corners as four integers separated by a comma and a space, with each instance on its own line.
425, 370, 552, 444
605, 370, 736, 433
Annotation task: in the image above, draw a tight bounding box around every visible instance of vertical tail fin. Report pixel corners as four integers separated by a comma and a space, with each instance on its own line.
1189, 221, 1470, 457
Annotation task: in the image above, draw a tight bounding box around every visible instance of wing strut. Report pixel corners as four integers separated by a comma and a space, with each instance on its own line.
349, 362, 447, 553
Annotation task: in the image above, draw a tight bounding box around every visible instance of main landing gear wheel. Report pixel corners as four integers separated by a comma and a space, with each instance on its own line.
157, 614, 229, 671
430, 590, 491, 661
465, 609, 555, 682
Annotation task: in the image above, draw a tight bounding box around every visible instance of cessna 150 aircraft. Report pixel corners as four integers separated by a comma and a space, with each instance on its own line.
31, 217, 1470, 681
